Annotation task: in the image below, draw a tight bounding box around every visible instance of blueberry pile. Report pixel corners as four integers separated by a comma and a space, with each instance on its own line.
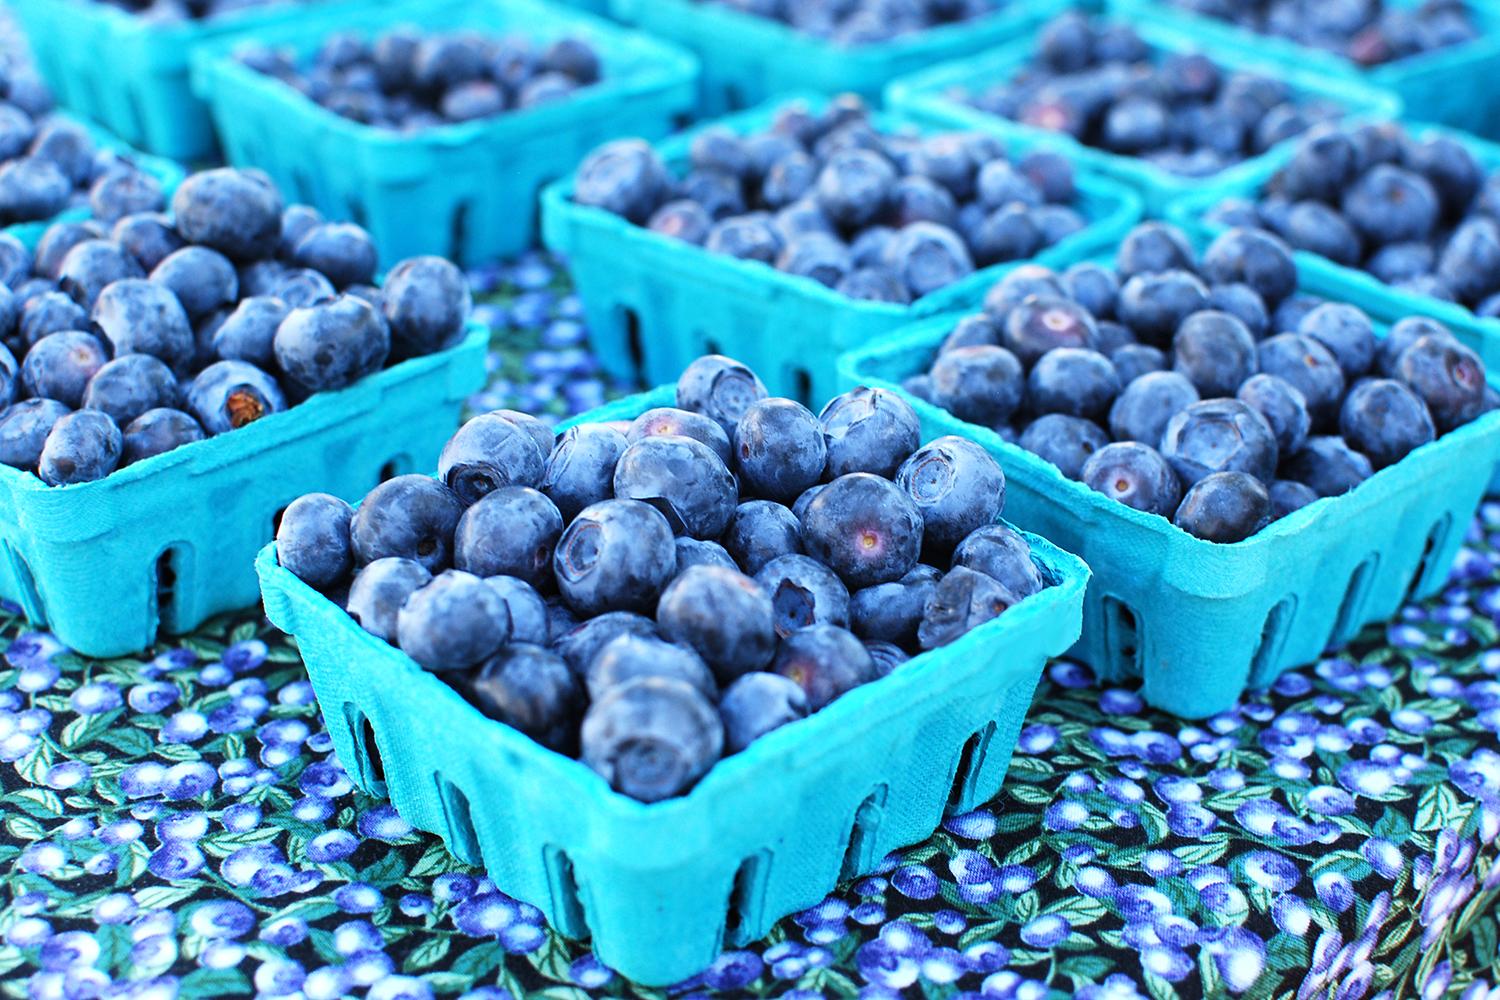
276, 356, 1050, 802
0, 70, 165, 226
0, 166, 471, 486
904, 221, 1493, 543
951, 13, 1346, 178
1208, 121, 1500, 314
234, 29, 602, 129
696, 0, 1000, 46
572, 96, 1087, 305
1166, 0, 1478, 67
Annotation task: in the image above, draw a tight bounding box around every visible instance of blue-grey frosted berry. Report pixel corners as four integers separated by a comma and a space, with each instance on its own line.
734, 397, 826, 503
719, 672, 809, 753
121, 408, 204, 465
952, 523, 1043, 598
438, 412, 546, 506
397, 570, 511, 672
754, 553, 851, 638
554, 499, 676, 616
657, 565, 776, 684
186, 360, 286, 434
723, 500, 802, 575
1027, 348, 1121, 420
292, 223, 377, 289
170, 168, 283, 262
801, 473, 924, 588
150, 246, 238, 322
917, 566, 1017, 649
82, 354, 179, 427
771, 624, 875, 710
22, 331, 107, 407
90, 278, 192, 369
1283, 436, 1373, 497
1339, 377, 1435, 468
482, 576, 548, 645
1236, 373, 1311, 454
541, 423, 627, 520
1394, 334, 1485, 432
1082, 441, 1182, 517
1200, 227, 1296, 307
552, 610, 656, 676
819, 386, 920, 479
896, 436, 1004, 555
1109, 371, 1199, 447
675, 537, 737, 575
380, 255, 471, 358
628, 407, 732, 465
273, 294, 389, 392
1258, 333, 1346, 427
613, 435, 737, 539
453, 486, 562, 589
1173, 471, 1270, 543
850, 564, 940, 645
581, 677, 723, 803
1269, 479, 1318, 519
1018, 413, 1108, 479
38, 409, 121, 486
276, 493, 354, 590
0, 398, 69, 469
1173, 310, 1256, 397
345, 557, 431, 642
676, 354, 768, 433
1159, 398, 1278, 486
928, 345, 1024, 426
350, 474, 464, 573
213, 296, 287, 369
466, 644, 581, 753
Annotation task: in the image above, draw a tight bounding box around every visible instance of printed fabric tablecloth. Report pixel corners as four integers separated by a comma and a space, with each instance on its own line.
3, 257, 1500, 1000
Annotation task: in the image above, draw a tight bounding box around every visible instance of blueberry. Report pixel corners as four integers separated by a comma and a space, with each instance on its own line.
1341, 164, 1438, 246
850, 563, 940, 644
647, 200, 712, 245
453, 486, 562, 589
951, 523, 1043, 598
1406, 134, 1482, 216
186, 360, 286, 434
483, 575, 549, 644
581, 677, 722, 802
1337, 377, 1436, 469
466, 644, 582, 753
1117, 271, 1208, 347
1079, 440, 1181, 516
171, 168, 283, 262
555, 499, 676, 616
801, 473, 923, 588
121, 408, 204, 464
656, 565, 777, 684
82, 354, 179, 426
0, 158, 69, 223
730, 397, 825, 504
574, 140, 671, 225
976, 161, 1041, 210
969, 205, 1041, 266
1018, 413, 1108, 480
1027, 348, 1121, 420
350, 474, 463, 573
1276, 125, 1357, 202
895, 435, 1005, 556
1201, 228, 1297, 307
1108, 371, 1199, 447
754, 553, 851, 637
59, 240, 144, 309
273, 268, 336, 309
1160, 398, 1278, 486
1268, 479, 1318, 519
705, 215, 779, 262
1436, 218, 1500, 305
1276, 200, 1361, 266
673, 538, 736, 576
1367, 242, 1434, 285
22, 331, 107, 407
917, 566, 1017, 649
89, 167, 163, 224
0, 398, 70, 469
1173, 310, 1256, 397
982, 264, 1066, 318
927, 345, 1024, 427
885, 222, 973, 299
276, 493, 354, 590
29, 118, 92, 183
279, 204, 322, 257
1116, 222, 1195, 279
540, 423, 627, 521
1272, 294, 1323, 336
940, 313, 1001, 354
819, 386, 919, 478
397, 570, 510, 672
770, 624, 874, 710
378, 255, 470, 359
1283, 436, 1374, 497
38, 409, 121, 486
1257, 333, 1346, 427
1393, 333, 1485, 432
272, 294, 390, 393
606, 419, 730, 522
1111, 344, 1166, 385
113, 212, 185, 272
1236, 373, 1311, 454
777, 233, 851, 288
1063, 262, 1118, 320
814, 149, 895, 229
1297, 303, 1375, 379
437, 412, 546, 506
90, 278, 193, 370
626, 407, 732, 467
212, 296, 287, 369
37, 223, 105, 280
721, 500, 800, 575
719, 672, 809, 753
1172, 471, 1270, 543
677, 354, 768, 433
1019, 150, 1075, 203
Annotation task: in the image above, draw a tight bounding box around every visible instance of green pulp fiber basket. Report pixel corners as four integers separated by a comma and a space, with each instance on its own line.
607, 0, 1071, 116
9, 0, 341, 160
1108, 0, 1500, 137
885, 16, 1403, 218
0, 325, 488, 659
540, 94, 1142, 406
1166, 121, 1500, 373
2, 118, 186, 245
255, 383, 1090, 987
838, 264, 1500, 720
190, 0, 700, 268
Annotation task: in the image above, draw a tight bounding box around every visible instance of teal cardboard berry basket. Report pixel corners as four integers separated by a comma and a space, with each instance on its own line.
0, 325, 488, 659
189, 0, 699, 268
884, 16, 1402, 218
838, 262, 1500, 720
1, 118, 186, 246
255, 383, 1090, 987
540, 94, 1142, 406
1107, 0, 1500, 137
1165, 121, 1500, 372
8, 0, 346, 161
607, 0, 1070, 116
